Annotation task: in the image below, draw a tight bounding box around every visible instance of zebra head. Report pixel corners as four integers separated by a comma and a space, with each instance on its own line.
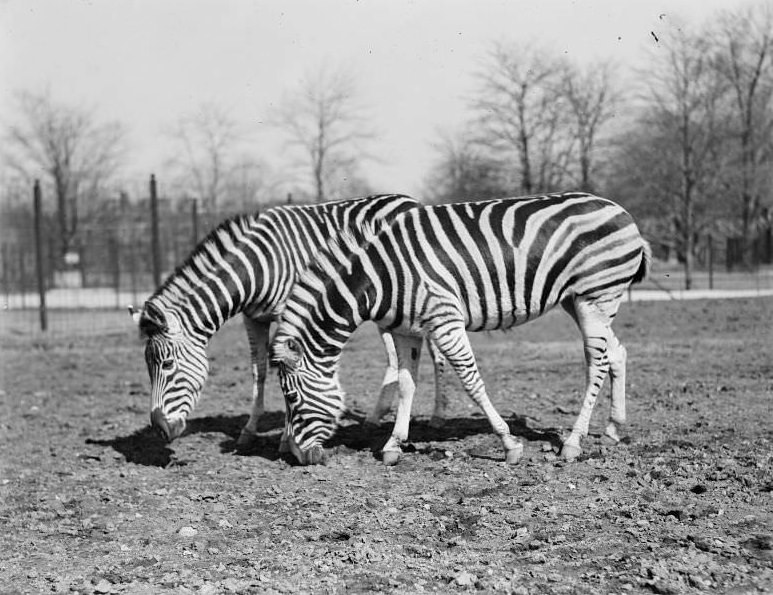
129, 302, 209, 442
271, 335, 346, 465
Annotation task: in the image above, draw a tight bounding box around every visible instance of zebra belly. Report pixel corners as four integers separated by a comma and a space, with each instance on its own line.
463, 298, 534, 333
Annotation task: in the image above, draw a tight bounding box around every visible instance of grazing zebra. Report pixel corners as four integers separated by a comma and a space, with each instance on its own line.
272, 192, 651, 466
129, 194, 447, 447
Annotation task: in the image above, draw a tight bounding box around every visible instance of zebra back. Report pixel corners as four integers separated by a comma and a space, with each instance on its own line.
141, 194, 419, 341
277, 192, 650, 361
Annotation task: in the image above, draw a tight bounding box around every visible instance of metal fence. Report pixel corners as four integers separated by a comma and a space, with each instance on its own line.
2, 177, 772, 336
0, 176, 286, 335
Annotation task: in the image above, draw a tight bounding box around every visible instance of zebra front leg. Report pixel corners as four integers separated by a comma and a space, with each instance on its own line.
561, 297, 616, 461
427, 337, 449, 428
237, 317, 271, 447
432, 323, 523, 464
382, 334, 423, 466
366, 330, 400, 424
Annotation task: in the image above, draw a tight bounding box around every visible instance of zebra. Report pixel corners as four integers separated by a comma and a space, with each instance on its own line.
271, 191, 651, 466
128, 194, 448, 448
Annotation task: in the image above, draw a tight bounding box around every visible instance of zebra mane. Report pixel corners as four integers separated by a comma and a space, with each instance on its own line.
151, 211, 260, 299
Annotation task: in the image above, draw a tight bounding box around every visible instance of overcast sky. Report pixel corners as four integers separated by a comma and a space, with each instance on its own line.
0, 0, 735, 198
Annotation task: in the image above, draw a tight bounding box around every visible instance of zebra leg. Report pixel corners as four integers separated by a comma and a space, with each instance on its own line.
237, 316, 272, 447
605, 337, 627, 443
561, 295, 620, 461
381, 334, 423, 466
366, 329, 400, 424
428, 337, 449, 428
431, 323, 523, 464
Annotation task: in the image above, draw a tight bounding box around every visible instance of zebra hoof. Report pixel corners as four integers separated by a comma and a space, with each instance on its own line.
561, 442, 582, 461
382, 450, 401, 466
505, 444, 524, 465
236, 428, 258, 448
604, 423, 621, 444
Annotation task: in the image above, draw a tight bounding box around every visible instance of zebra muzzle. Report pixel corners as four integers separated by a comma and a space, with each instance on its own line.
302, 445, 326, 466
150, 408, 185, 442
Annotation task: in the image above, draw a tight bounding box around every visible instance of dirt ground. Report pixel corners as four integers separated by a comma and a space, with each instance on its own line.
1, 297, 771, 594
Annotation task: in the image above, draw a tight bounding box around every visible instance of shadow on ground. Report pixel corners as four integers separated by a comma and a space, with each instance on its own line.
86, 426, 177, 467
86, 410, 562, 467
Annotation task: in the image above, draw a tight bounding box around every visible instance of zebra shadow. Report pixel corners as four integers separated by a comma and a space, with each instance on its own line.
203, 410, 563, 463
87, 411, 561, 467
86, 426, 176, 467
86, 412, 287, 467
189, 412, 287, 460
327, 411, 562, 462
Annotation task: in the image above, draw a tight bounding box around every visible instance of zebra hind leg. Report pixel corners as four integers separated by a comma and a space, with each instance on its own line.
427, 337, 449, 428
237, 317, 272, 448
381, 334, 423, 466
561, 295, 622, 461
366, 330, 400, 425
605, 337, 627, 444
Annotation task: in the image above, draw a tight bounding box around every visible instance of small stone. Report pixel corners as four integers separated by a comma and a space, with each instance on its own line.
528, 539, 544, 550
218, 519, 233, 529
178, 526, 198, 538
454, 570, 476, 587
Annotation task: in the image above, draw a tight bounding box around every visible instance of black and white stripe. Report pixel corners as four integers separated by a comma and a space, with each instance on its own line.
272, 192, 651, 465
131, 194, 425, 444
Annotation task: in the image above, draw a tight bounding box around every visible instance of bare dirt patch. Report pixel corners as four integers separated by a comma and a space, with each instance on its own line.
1, 298, 772, 593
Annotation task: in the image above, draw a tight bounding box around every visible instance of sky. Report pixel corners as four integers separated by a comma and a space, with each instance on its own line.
0, 0, 737, 199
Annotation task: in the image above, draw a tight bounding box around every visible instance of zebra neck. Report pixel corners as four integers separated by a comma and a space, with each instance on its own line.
152, 270, 247, 342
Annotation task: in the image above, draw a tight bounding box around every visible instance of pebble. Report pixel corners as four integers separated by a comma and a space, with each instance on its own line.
178, 526, 198, 537
454, 570, 477, 587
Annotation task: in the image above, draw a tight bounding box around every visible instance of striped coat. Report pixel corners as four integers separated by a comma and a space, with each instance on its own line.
131, 194, 442, 446
272, 192, 651, 465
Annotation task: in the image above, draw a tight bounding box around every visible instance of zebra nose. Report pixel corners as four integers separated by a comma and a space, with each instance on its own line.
303, 445, 326, 465
150, 408, 172, 442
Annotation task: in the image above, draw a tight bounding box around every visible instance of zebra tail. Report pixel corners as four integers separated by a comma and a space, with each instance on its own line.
632, 239, 652, 285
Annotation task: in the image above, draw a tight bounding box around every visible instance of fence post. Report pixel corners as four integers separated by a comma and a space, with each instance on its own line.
18, 245, 27, 310
1, 243, 9, 309
150, 174, 161, 289
191, 198, 199, 250
707, 234, 714, 290
33, 180, 48, 332
110, 235, 121, 309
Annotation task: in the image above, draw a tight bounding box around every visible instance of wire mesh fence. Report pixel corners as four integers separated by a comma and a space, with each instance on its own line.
2, 178, 772, 336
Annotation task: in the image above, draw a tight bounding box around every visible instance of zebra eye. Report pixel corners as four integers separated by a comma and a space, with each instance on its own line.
160, 359, 175, 371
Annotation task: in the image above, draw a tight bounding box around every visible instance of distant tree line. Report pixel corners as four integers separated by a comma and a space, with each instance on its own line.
1, 2, 771, 291
425, 3, 772, 287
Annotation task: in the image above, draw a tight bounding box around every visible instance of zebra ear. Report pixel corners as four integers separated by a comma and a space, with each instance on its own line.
139, 301, 168, 336
127, 305, 142, 325
273, 337, 303, 371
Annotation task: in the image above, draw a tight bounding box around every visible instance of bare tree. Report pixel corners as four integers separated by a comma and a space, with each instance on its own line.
222, 156, 276, 211
424, 128, 509, 203
560, 60, 619, 192
167, 103, 242, 212
4, 90, 125, 260
711, 2, 773, 240
472, 42, 571, 194
272, 65, 375, 202
639, 19, 729, 288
